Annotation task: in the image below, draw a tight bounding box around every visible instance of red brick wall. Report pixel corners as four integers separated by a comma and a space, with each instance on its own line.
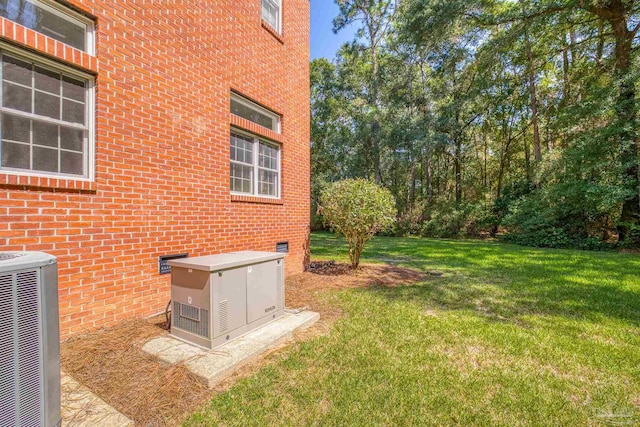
0, 0, 311, 337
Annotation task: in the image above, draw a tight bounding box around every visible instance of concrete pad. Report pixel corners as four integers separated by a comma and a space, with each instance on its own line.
142, 310, 319, 388
61, 373, 133, 427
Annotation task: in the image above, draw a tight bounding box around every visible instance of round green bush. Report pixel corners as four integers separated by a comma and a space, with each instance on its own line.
320, 179, 396, 268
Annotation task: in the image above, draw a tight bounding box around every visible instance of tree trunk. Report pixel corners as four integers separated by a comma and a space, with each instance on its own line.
425, 148, 433, 205
613, 27, 640, 242
454, 134, 462, 204
581, 0, 640, 244
521, 0, 541, 163
524, 132, 532, 185
562, 43, 570, 105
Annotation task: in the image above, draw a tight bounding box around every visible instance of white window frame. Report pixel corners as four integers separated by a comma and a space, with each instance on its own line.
0, 43, 95, 181
230, 129, 281, 199
261, 0, 282, 34
1, 0, 95, 55
231, 92, 281, 133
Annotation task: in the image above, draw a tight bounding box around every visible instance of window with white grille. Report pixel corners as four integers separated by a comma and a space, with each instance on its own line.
261, 0, 281, 33
0, 51, 94, 179
230, 131, 280, 198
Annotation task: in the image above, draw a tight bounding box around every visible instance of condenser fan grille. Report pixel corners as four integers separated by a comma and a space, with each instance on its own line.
0, 270, 43, 427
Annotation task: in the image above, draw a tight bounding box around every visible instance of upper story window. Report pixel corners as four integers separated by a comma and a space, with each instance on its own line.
0, 51, 94, 178
0, 0, 94, 54
261, 0, 281, 34
230, 93, 281, 133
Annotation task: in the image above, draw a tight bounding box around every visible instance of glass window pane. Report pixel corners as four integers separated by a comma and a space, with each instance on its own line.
259, 169, 278, 196
230, 98, 276, 131
259, 142, 278, 170
34, 91, 61, 119
230, 163, 253, 194
33, 121, 58, 147
60, 127, 83, 152
261, 0, 279, 29
63, 76, 85, 101
0, 53, 90, 178
1, 141, 30, 169
3, 55, 32, 86
60, 150, 83, 175
230, 133, 253, 164
0, 0, 87, 51
34, 66, 60, 94
62, 99, 84, 124
3, 82, 32, 112
32, 145, 58, 172
2, 113, 30, 142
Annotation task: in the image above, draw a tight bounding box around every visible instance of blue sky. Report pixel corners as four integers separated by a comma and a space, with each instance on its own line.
310, 0, 358, 60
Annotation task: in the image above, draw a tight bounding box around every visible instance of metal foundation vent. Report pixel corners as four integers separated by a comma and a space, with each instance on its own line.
173, 302, 209, 338
0, 270, 43, 427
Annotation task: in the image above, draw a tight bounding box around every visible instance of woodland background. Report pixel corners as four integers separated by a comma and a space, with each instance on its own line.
311, 0, 640, 249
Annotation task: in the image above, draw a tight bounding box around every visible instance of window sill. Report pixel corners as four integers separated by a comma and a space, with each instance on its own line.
261, 20, 284, 44
231, 194, 283, 205
0, 172, 96, 193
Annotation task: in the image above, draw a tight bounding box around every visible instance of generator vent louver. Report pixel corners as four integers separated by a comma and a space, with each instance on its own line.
219, 300, 229, 332
0, 252, 60, 427
173, 301, 209, 338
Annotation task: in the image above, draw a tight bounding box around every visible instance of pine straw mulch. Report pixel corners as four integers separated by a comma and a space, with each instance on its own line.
61, 261, 427, 427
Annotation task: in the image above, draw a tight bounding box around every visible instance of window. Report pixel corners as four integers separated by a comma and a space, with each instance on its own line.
230, 93, 280, 133
0, 52, 94, 178
0, 0, 94, 53
261, 0, 281, 33
230, 131, 280, 197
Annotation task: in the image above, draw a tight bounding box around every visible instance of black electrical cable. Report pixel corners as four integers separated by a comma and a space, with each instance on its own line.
165, 299, 171, 330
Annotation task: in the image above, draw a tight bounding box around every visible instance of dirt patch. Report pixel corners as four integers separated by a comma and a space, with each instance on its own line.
60, 261, 426, 426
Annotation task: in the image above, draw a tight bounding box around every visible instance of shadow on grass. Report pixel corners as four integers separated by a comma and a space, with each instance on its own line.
363, 278, 640, 328
312, 232, 640, 327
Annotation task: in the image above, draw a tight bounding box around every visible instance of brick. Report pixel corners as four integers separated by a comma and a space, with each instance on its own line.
0, 0, 310, 339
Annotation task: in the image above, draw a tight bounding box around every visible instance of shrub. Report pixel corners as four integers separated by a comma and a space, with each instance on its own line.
501, 185, 618, 249
421, 207, 467, 238
420, 202, 496, 239
320, 179, 396, 268
394, 201, 427, 237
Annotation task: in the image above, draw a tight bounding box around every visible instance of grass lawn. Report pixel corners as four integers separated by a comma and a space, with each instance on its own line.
185, 233, 640, 426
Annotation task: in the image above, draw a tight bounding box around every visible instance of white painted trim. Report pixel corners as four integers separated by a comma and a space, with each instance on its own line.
12, 0, 95, 55
0, 48, 95, 181
230, 128, 281, 199
262, 0, 282, 34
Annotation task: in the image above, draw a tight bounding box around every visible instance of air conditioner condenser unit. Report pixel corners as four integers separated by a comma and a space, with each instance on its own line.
0, 252, 61, 427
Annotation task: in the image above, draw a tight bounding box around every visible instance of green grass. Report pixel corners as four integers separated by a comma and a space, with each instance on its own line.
185, 233, 640, 426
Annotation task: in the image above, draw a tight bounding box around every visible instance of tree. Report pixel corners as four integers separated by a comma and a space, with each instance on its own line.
310, 0, 640, 248
320, 179, 396, 268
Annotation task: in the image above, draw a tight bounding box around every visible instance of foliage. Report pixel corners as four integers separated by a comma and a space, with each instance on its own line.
186, 233, 640, 426
319, 179, 396, 268
311, 0, 640, 249
420, 202, 496, 239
